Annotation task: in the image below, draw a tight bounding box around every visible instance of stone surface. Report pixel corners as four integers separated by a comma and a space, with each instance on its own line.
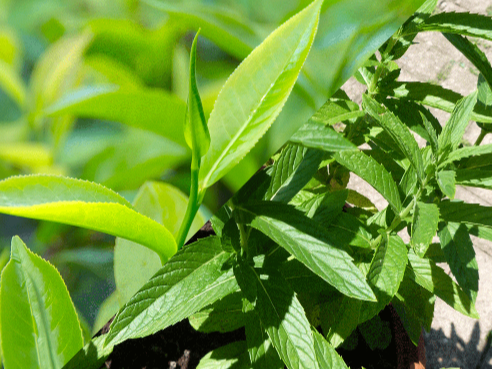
342, 0, 492, 367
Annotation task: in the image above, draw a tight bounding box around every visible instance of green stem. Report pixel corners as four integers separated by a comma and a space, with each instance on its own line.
475, 129, 487, 146
176, 167, 201, 250
369, 64, 383, 95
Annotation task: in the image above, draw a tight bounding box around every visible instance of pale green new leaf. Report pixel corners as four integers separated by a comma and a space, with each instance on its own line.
439, 200, 492, 229
289, 120, 357, 152
438, 91, 478, 158
44, 85, 187, 147
0, 59, 26, 108
105, 237, 238, 347
312, 329, 348, 369
197, 341, 251, 369
184, 30, 210, 165
411, 202, 440, 257
115, 181, 206, 304
438, 222, 479, 303
455, 169, 492, 190
437, 170, 456, 199
0, 143, 52, 169
363, 94, 425, 182
0, 236, 83, 369
238, 202, 376, 301
0, 175, 177, 261
416, 12, 492, 41
198, 0, 323, 191
335, 150, 402, 213
359, 234, 408, 323
407, 251, 479, 318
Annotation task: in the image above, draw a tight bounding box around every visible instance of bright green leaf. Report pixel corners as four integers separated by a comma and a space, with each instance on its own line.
416, 12, 492, 41
289, 120, 357, 152
245, 313, 284, 369
438, 222, 479, 303
0, 175, 177, 262
238, 201, 376, 301
437, 170, 456, 199
44, 85, 187, 147
478, 73, 492, 106
105, 237, 238, 347
93, 291, 121, 336
312, 329, 348, 369
198, 0, 323, 190
335, 150, 402, 213
441, 143, 492, 166
411, 202, 440, 257
197, 341, 251, 369
455, 169, 492, 190
0, 142, 52, 169
0, 236, 83, 368
0, 59, 26, 108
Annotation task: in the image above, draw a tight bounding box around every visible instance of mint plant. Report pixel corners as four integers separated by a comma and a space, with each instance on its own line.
0, 0, 430, 368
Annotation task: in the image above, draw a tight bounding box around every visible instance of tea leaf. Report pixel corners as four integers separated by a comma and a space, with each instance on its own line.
0, 236, 83, 368
439, 200, 492, 229
238, 201, 376, 301
380, 82, 492, 123
411, 202, 440, 257
0, 59, 26, 108
443, 33, 492, 90
407, 251, 479, 318
359, 234, 408, 323
312, 329, 348, 369
114, 181, 206, 304
438, 222, 479, 303
0, 142, 52, 169
417, 12, 492, 42
235, 263, 317, 369
265, 145, 324, 203
437, 170, 456, 199
245, 313, 284, 369
438, 91, 478, 158
289, 120, 357, 152
198, 0, 323, 191
0, 175, 177, 261
184, 30, 210, 165
363, 95, 425, 182
197, 341, 251, 369
105, 237, 238, 347
455, 169, 492, 190
45, 85, 187, 147
334, 150, 402, 213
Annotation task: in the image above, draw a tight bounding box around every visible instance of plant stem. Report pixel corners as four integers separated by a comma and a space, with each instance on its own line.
475, 129, 487, 146
369, 64, 383, 94
176, 167, 200, 250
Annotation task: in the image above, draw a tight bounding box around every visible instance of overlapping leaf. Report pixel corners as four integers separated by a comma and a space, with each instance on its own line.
439, 200, 492, 229
411, 202, 440, 256
312, 329, 348, 369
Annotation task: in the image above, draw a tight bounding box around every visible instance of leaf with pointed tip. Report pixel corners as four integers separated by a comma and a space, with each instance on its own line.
309, 98, 362, 126
359, 234, 408, 323
455, 169, 492, 190
245, 313, 284, 369
105, 237, 238, 347
438, 222, 479, 303
184, 31, 210, 165
439, 200, 492, 229
411, 202, 439, 257
0, 236, 83, 369
44, 85, 187, 146
0, 175, 177, 261
63, 334, 113, 369
407, 251, 479, 319
198, 0, 323, 191
320, 295, 361, 348
335, 150, 402, 213
440, 143, 492, 167
438, 91, 478, 158
416, 12, 492, 41
312, 329, 348, 369
289, 120, 357, 152
197, 341, 251, 369
238, 201, 376, 301
437, 170, 456, 199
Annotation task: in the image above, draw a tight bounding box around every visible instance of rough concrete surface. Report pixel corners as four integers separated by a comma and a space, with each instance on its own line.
342, 0, 492, 367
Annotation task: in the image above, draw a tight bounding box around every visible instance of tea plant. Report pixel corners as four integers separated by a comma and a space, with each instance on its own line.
65, 1, 492, 368
0, 0, 431, 368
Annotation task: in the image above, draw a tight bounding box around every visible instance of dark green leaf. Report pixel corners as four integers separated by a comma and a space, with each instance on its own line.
439, 200, 492, 229
442, 143, 492, 166
417, 12, 492, 41
438, 222, 479, 303
335, 150, 402, 213
245, 313, 284, 369
312, 329, 348, 369
437, 170, 456, 199
391, 298, 423, 346
411, 202, 440, 257
320, 295, 362, 348
407, 251, 479, 318
197, 341, 251, 369
455, 168, 492, 190
238, 202, 376, 301
105, 237, 238, 347
359, 315, 392, 350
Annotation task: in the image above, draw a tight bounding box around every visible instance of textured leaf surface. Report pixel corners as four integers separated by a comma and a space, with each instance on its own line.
45, 85, 187, 146
412, 202, 440, 257
289, 120, 357, 152
442, 143, 492, 166
312, 329, 348, 369
106, 237, 238, 347
360, 234, 408, 323
198, 0, 322, 190
239, 202, 376, 301
455, 169, 492, 190
439, 200, 492, 229
245, 313, 284, 369
0, 237, 83, 369
407, 251, 479, 318
197, 341, 251, 369
335, 150, 402, 213
0, 175, 177, 261
438, 222, 479, 303
114, 181, 206, 304
417, 12, 492, 41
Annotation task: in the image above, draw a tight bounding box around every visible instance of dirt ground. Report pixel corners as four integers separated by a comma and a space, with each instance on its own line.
342, 0, 492, 368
